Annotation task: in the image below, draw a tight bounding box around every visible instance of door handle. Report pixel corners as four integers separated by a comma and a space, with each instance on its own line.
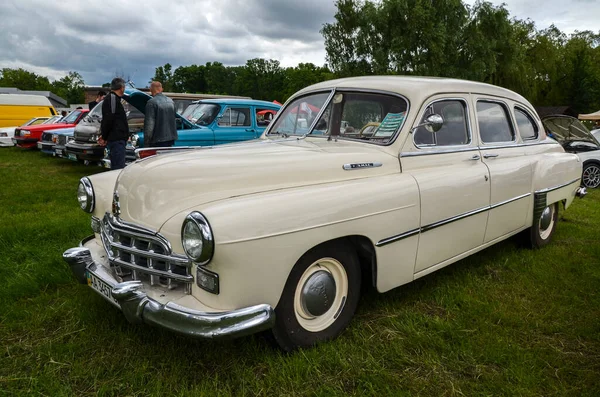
245, 128, 255, 132
470, 154, 481, 160
483, 153, 499, 158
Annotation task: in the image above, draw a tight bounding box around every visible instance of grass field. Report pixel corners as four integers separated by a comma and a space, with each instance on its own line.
1, 146, 599, 396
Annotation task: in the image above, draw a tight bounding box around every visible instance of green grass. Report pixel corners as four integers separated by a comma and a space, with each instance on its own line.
1, 146, 599, 396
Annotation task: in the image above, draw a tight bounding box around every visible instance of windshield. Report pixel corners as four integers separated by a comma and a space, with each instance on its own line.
182, 103, 220, 125
42, 115, 61, 124
63, 110, 82, 124
268, 91, 408, 144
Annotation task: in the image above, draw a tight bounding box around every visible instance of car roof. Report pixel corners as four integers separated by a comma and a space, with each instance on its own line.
296, 76, 531, 106
0, 93, 54, 106
192, 98, 281, 107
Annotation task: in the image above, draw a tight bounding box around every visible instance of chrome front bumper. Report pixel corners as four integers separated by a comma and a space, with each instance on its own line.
63, 239, 275, 339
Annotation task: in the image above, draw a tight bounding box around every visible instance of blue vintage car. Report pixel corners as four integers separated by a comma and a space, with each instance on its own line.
37, 127, 75, 156
132, 98, 281, 148
65, 88, 280, 164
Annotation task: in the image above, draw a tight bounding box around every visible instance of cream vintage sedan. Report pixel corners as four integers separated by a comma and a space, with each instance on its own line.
64, 77, 586, 350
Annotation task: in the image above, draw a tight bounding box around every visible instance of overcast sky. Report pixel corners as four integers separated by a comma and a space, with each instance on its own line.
0, 0, 597, 87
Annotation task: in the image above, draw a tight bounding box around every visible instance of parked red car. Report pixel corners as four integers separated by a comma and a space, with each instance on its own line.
12, 109, 89, 149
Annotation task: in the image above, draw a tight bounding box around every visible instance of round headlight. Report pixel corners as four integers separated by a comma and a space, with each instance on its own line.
181, 212, 214, 265
77, 177, 95, 213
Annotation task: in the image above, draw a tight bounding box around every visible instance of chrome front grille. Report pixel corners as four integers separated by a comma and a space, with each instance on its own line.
100, 213, 193, 293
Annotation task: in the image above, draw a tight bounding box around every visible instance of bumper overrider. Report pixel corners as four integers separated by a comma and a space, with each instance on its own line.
65, 141, 106, 161
63, 237, 275, 339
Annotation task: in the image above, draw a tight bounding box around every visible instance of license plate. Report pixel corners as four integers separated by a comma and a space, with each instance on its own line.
67, 153, 78, 161
86, 271, 120, 307
37, 142, 43, 149
55, 149, 62, 155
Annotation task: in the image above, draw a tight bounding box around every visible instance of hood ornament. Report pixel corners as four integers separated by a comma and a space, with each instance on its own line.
112, 191, 121, 216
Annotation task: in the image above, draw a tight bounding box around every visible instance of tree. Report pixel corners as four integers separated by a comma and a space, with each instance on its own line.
150, 63, 174, 91
0, 68, 52, 91
51, 71, 85, 105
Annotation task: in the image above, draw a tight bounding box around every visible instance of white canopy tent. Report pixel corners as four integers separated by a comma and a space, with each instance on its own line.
578, 110, 600, 121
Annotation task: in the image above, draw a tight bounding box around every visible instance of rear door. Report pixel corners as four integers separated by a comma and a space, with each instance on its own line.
474, 98, 533, 242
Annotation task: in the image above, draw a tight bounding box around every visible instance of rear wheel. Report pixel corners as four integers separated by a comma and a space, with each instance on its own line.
527, 202, 558, 249
271, 242, 361, 351
582, 163, 600, 188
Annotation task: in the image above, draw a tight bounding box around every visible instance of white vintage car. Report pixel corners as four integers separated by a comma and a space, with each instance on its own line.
64, 77, 586, 350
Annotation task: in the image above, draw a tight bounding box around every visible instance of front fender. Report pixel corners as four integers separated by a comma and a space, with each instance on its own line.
88, 170, 121, 218
159, 174, 420, 310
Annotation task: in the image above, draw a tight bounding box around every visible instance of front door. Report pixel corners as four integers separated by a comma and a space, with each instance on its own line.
401, 96, 490, 274
474, 99, 533, 242
214, 106, 255, 144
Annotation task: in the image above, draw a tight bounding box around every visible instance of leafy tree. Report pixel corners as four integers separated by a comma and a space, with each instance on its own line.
0, 68, 52, 91
51, 71, 85, 105
151, 63, 174, 91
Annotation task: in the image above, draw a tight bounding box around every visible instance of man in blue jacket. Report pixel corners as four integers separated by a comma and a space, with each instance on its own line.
144, 81, 178, 147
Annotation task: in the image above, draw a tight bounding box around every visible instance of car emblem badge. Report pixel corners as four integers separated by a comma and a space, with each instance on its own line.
112, 191, 121, 216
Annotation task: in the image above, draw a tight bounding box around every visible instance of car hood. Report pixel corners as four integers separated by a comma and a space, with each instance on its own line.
48, 127, 75, 136
542, 115, 600, 145
19, 123, 75, 132
0, 126, 17, 133
114, 138, 399, 230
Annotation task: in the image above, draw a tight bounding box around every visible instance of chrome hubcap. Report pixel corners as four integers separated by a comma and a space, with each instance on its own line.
538, 204, 555, 240
540, 206, 552, 231
583, 165, 600, 188
301, 270, 336, 317
294, 258, 348, 332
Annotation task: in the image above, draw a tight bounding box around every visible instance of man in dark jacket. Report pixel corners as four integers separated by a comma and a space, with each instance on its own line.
98, 78, 129, 170
144, 81, 177, 147
88, 90, 106, 111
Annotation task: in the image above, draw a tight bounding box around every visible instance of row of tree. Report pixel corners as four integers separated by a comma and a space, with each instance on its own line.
150, 60, 334, 103
2, 0, 599, 113
0, 68, 85, 105
321, 0, 600, 114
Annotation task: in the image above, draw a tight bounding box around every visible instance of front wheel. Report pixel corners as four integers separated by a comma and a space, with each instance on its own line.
527, 202, 559, 249
582, 163, 600, 188
271, 242, 361, 351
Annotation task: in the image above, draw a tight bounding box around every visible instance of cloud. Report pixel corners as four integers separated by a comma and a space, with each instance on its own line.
0, 0, 336, 86
2, 0, 598, 88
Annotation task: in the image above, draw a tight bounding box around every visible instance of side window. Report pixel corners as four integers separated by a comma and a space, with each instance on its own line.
218, 107, 251, 127
256, 108, 276, 126
514, 108, 538, 141
477, 101, 514, 143
414, 100, 469, 146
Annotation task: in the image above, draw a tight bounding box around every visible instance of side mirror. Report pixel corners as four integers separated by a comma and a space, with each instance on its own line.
411, 113, 444, 133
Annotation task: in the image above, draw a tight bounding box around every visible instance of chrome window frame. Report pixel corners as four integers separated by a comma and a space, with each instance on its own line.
476, 99, 517, 146
412, 97, 472, 149
513, 105, 539, 141
265, 88, 411, 147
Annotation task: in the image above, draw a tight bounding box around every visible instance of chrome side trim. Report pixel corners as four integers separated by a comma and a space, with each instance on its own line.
534, 178, 581, 194
400, 140, 559, 158
342, 162, 383, 170
400, 147, 479, 157
490, 193, 531, 209
421, 206, 489, 233
375, 228, 420, 247
376, 192, 532, 246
